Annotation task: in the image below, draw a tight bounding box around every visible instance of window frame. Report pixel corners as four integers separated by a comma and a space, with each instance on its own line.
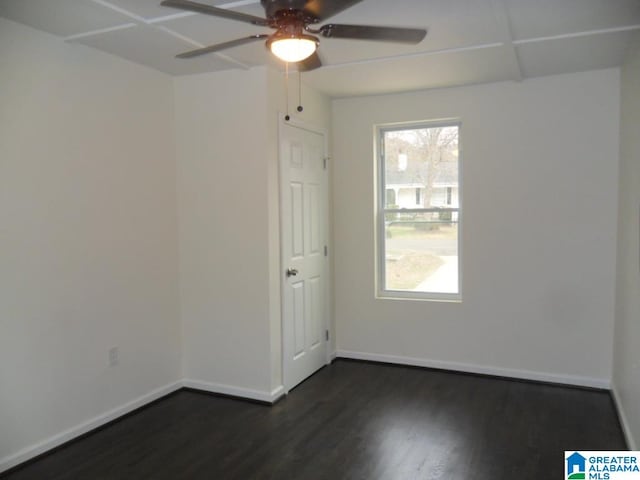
375, 120, 462, 302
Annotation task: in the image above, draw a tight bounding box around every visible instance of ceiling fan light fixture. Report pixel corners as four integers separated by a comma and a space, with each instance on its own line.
165, 0, 428, 72
267, 33, 318, 63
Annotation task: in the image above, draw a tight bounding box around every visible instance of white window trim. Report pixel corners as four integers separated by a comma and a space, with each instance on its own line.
375, 120, 463, 302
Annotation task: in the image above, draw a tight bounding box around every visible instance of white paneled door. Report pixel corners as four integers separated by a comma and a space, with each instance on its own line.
280, 121, 328, 391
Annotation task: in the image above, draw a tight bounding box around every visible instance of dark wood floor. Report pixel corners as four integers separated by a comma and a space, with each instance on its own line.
3, 360, 626, 480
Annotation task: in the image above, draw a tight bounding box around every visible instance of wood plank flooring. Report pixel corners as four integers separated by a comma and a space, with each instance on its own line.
2, 360, 626, 479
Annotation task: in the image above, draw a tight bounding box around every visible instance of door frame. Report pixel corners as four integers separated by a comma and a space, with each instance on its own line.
278, 114, 331, 393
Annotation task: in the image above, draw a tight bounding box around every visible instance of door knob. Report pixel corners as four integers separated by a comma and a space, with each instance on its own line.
286, 268, 299, 277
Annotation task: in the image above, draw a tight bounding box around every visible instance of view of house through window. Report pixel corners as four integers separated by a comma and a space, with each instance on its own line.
378, 122, 460, 298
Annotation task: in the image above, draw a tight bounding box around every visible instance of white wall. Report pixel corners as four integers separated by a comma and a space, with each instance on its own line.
332, 70, 620, 387
0, 18, 181, 469
175, 68, 273, 396
613, 36, 640, 450
175, 67, 331, 398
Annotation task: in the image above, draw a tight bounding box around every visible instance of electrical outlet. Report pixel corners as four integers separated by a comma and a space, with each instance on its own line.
108, 347, 119, 367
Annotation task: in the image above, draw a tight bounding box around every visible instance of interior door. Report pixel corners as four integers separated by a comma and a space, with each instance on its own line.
280, 121, 328, 391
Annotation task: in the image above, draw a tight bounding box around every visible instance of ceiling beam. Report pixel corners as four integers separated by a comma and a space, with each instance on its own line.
513, 24, 640, 45
89, 0, 147, 23
488, 0, 523, 82
64, 23, 136, 41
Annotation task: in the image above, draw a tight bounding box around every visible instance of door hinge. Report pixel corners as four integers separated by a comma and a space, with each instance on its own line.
324, 245, 328, 257
323, 157, 329, 170
325, 330, 329, 341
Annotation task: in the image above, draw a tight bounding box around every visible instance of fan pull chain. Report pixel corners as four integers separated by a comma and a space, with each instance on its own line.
284, 62, 290, 121
297, 70, 303, 113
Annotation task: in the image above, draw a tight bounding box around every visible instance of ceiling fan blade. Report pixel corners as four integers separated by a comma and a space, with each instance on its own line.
297, 51, 322, 71
176, 35, 269, 58
319, 24, 427, 44
303, 0, 362, 22
161, 0, 269, 26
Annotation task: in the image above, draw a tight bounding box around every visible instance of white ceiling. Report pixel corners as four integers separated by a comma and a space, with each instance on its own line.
1, 0, 639, 97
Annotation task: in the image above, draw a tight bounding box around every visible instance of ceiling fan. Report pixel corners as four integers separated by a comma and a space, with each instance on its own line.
160, 0, 427, 70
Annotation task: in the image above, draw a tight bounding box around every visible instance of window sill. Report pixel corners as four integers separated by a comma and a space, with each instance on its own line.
376, 291, 462, 303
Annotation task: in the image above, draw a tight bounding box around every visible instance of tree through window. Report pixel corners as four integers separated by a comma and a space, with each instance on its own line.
377, 122, 461, 299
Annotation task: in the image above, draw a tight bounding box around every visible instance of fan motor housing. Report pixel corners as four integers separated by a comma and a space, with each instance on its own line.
261, 0, 312, 20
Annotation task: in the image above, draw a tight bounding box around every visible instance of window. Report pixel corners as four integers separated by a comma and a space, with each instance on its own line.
376, 121, 461, 300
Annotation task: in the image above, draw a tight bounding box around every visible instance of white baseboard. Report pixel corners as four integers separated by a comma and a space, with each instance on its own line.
612, 384, 638, 450
0, 381, 183, 474
336, 350, 611, 389
271, 385, 286, 402
183, 379, 284, 404
0, 378, 285, 474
